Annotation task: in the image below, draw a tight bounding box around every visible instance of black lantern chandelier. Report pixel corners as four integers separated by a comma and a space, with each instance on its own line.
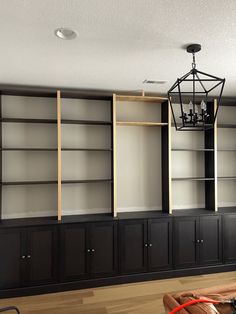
168, 44, 225, 131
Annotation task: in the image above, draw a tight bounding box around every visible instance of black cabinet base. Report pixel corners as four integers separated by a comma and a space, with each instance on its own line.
1, 263, 236, 299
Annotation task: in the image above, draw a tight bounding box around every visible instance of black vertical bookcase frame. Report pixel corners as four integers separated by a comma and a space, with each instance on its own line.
161, 100, 170, 213
0, 94, 2, 219
205, 101, 216, 211
110, 98, 114, 215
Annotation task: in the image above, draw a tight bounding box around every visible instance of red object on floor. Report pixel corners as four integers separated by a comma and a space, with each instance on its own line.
169, 298, 220, 314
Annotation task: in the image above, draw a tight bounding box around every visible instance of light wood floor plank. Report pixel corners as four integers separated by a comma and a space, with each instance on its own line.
1, 271, 236, 314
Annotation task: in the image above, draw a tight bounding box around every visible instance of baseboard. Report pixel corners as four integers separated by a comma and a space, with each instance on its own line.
1, 263, 236, 299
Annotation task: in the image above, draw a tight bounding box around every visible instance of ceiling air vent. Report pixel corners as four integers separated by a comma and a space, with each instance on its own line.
143, 79, 167, 84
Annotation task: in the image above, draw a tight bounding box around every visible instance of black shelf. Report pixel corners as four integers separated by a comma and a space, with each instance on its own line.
1, 180, 57, 186
1, 118, 57, 124
172, 177, 215, 181
218, 177, 236, 180
217, 124, 236, 128
1, 148, 112, 152
0, 118, 112, 126
1, 148, 58, 151
218, 149, 236, 151
62, 179, 112, 184
61, 148, 112, 152
172, 148, 214, 152
61, 119, 112, 125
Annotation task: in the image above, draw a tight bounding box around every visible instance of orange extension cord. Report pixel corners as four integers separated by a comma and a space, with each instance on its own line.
169, 298, 221, 314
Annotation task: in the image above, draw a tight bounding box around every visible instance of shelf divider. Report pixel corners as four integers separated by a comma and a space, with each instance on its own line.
57, 90, 62, 221
113, 94, 117, 218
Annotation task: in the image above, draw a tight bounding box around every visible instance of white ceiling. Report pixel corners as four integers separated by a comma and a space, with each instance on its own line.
0, 0, 236, 96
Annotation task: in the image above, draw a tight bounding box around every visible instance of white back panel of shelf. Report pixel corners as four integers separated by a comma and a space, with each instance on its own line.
172, 180, 205, 210
61, 124, 111, 149
218, 180, 236, 207
61, 183, 111, 216
2, 185, 57, 219
2, 95, 56, 119
116, 101, 161, 122
61, 98, 110, 121
61, 151, 111, 180
217, 106, 236, 124
116, 125, 162, 212
218, 128, 236, 150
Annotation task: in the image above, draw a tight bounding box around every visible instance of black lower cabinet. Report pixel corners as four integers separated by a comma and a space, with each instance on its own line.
119, 220, 147, 274
0, 228, 24, 289
119, 218, 172, 274
89, 222, 118, 278
148, 219, 172, 271
0, 226, 58, 290
199, 216, 222, 265
174, 217, 199, 269
174, 215, 222, 269
223, 214, 236, 264
61, 221, 117, 281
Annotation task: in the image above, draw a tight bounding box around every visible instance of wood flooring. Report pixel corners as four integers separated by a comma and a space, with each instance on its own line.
1, 271, 236, 314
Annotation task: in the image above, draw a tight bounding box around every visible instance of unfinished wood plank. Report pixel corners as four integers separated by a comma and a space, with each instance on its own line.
116, 95, 167, 103
57, 90, 62, 221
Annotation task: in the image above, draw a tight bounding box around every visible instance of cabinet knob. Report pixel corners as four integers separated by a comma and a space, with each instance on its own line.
200, 239, 204, 243
91, 249, 95, 252
27, 255, 31, 259
144, 244, 148, 247
87, 249, 91, 253
196, 239, 200, 243
149, 244, 153, 247
21, 255, 26, 259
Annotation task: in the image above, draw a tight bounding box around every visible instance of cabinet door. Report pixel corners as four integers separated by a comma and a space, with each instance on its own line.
174, 217, 199, 269
0, 228, 25, 289
89, 222, 118, 277
223, 214, 236, 264
27, 226, 58, 285
61, 224, 89, 281
148, 218, 172, 271
199, 216, 222, 265
119, 220, 148, 274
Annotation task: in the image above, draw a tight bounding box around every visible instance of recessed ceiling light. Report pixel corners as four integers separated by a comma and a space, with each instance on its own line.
54, 28, 77, 40
143, 79, 168, 84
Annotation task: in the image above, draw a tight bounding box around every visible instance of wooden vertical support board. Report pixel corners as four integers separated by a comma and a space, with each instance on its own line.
214, 99, 218, 211
161, 100, 171, 214
112, 94, 117, 217
205, 100, 217, 211
0, 94, 2, 219
57, 90, 62, 221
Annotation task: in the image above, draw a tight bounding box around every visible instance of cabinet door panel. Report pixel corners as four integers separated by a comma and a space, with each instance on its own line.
61, 224, 89, 281
224, 214, 236, 263
174, 217, 199, 268
0, 229, 24, 289
148, 219, 172, 271
120, 220, 147, 274
90, 222, 117, 277
199, 216, 222, 265
27, 226, 58, 285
